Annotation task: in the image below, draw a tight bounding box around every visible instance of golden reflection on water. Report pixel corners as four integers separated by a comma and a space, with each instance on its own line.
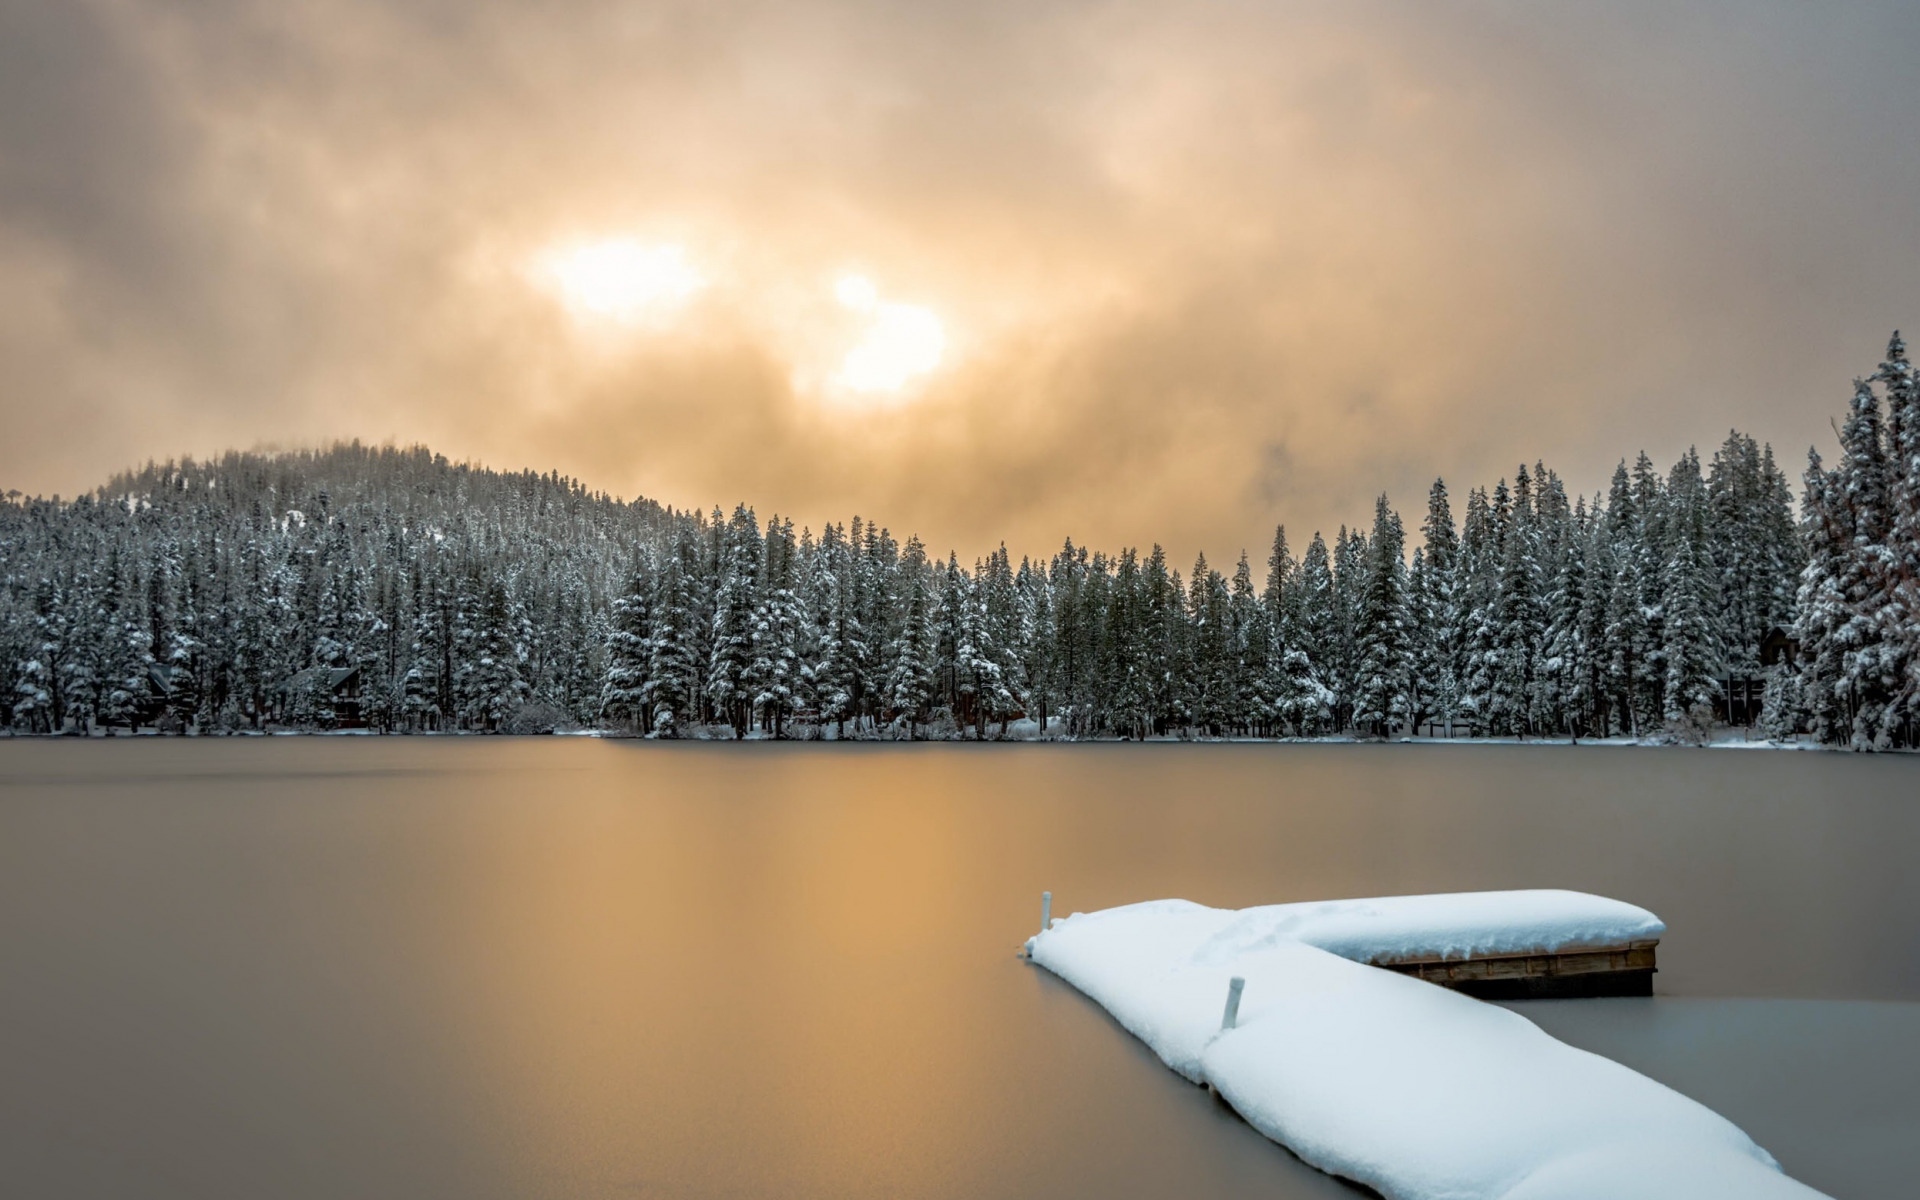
424, 747, 1034, 1197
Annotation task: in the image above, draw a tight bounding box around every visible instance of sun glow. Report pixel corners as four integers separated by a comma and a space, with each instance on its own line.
833, 273, 946, 396
541, 239, 703, 323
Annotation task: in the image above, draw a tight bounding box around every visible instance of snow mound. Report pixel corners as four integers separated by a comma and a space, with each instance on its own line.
1196, 888, 1665, 966
1029, 897, 1824, 1200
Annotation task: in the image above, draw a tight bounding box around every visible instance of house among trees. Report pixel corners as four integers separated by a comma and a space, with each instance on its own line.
1759, 627, 1798, 668
278, 666, 364, 729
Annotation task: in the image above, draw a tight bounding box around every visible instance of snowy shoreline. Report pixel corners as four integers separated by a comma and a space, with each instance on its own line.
0, 727, 1875, 749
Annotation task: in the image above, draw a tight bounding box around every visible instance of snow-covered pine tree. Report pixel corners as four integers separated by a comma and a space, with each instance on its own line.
1229, 552, 1268, 736
1014, 556, 1056, 734
1526, 469, 1574, 732
853, 519, 898, 730
1259, 526, 1295, 734
1486, 474, 1543, 736
979, 546, 1023, 736
99, 546, 156, 732
399, 567, 437, 730
1833, 380, 1896, 747
1539, 497, 1592, 737
935, 552, 970, 724
1353, 495, 1411, 736
1141, 545, 1179, 735
462, 576, 528, 731
706, 505, 761, 738
954, 565, 1012, 738
802, 523, 855, 736
886, 537, 937, 736
1661, 450, 1722, 731
1286, 533, 1337, 734
1456, 486, 1498, 734
1759, 660, 1806, 742
749, 518, 804, 736
1628, 453, 1671, 727
1576, 497, 1616, 734
1183, 553, 1232, 735
1792, 450, 1850, 743
1328, 527, 1368, 731
1872, 333, 1920, 744
1411, 480, 1460, 736
1104, 549, 1150, 738
601, 554, 654, 732
646, 527, 702, 736
1048, 540, 1091, 735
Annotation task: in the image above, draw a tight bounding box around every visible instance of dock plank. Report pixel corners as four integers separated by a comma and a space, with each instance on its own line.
1375, 941, 1657, 998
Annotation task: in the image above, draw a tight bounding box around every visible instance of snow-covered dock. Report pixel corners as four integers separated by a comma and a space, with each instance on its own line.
1215, 890, 1667, 998
1027, 893, 1826, 1200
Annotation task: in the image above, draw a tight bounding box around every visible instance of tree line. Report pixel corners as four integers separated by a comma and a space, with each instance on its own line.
3, 334, 1915, 746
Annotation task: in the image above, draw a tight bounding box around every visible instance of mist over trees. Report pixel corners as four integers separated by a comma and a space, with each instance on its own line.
3, 334, 1917, 746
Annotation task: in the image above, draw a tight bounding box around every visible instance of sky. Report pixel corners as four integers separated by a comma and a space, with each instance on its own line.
3, 0, 1918, 565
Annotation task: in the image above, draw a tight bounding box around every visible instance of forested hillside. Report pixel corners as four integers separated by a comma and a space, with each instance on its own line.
5, 333, 1918, 746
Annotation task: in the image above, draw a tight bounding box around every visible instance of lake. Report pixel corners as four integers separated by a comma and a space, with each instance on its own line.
2, 740, 1916, 1198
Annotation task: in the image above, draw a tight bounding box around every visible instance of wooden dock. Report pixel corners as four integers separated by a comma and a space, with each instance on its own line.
1373, 940, 1658, 999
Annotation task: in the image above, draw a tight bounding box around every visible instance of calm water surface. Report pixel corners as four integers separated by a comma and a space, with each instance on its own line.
2, 740, 1916, 1199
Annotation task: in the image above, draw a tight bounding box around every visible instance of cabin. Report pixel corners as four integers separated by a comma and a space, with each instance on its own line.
1760, 626, 1799, 668
278, 666, 364, 728
1719, 673, 1765, 727
1713, 629, 1798, 727
131, 663, 192, 727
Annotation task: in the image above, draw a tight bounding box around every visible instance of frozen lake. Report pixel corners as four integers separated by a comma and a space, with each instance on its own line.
2, 740, 1916, 1199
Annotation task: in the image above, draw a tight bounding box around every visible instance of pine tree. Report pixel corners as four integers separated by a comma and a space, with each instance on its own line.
1286, 533, 1337, 734
601, 556, 654, 731
1353, 496, 1410, 736
706, 505, 761, 738
1539, 499, 1592, 736
1759, 660, 1806, 742
646, 528, 702, 736
953, 566, 1011, 737
100, 548, 156, 731
1014, 557, 1056, 735
466, 577, 529, 730
1178, 554, 1223, 734
750, 518, 803, 736
1793, 450, 1851, 744
979, 546, 1023, 736
1873, 333, 1920, 743
802, 524, 855, 735
1229, 552, 1268, 735
1328, 527, 1367, 730
1833, 380, 1896, 746
886, 537, 937, 736
1411, 480, 1460, 735
1662, 450, 1722, 730
1486, 475, 1543, 736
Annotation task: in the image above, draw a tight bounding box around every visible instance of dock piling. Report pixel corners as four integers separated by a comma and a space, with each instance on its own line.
1221, 976, 1245, 1030
1041, 891, 1052, 936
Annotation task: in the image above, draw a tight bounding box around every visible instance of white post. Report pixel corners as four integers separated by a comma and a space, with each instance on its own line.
1041, 891, 1052, 936
1221, 976, 1245, 1030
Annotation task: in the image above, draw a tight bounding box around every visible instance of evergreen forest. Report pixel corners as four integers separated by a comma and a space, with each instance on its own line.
5, 333, 1919, 748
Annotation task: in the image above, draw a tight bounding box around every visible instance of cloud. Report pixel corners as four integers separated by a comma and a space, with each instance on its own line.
2, 0, 1917, 561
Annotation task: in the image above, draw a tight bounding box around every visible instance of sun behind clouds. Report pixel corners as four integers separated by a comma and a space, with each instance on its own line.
528, 243, 946, 400
539, 239, 704, 324
831, 273, 946, 398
